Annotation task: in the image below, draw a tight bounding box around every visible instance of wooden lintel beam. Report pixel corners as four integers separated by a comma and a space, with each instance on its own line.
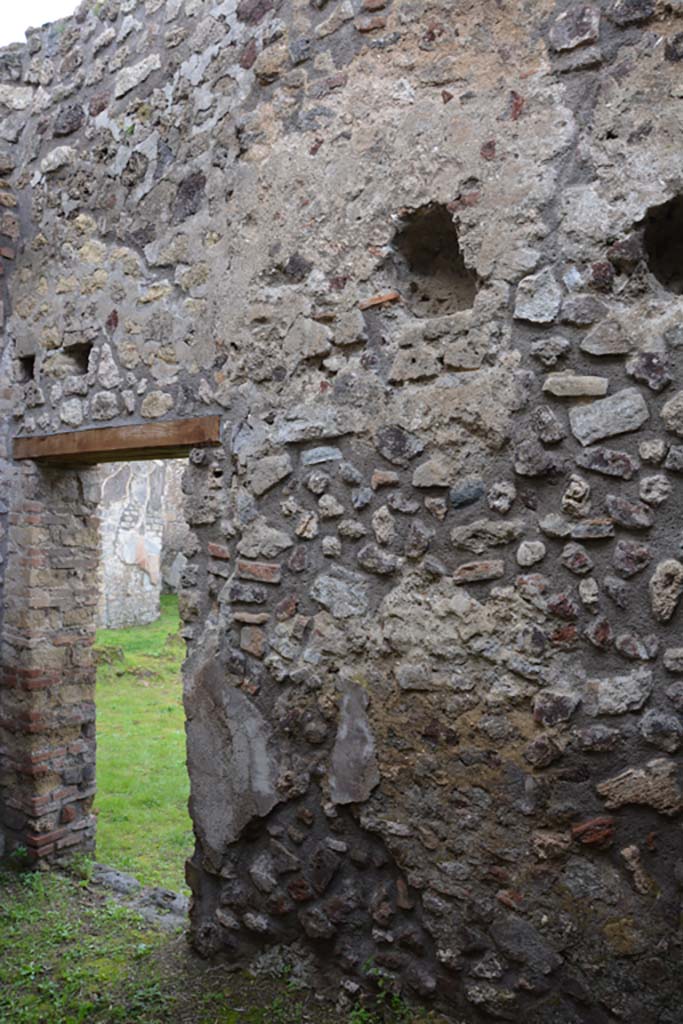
13, 416, 222, 465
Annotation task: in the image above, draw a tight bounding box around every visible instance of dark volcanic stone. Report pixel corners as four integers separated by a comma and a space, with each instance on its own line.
490, 915, 562, 974
605, 494, 654, 529
228, 582, 267, 604
450, 478, 485, 509
54, 103, 84, 136
237, 0, 278, 24
514, 440, 567, 477
585, 616, 614, 650
575, 446, 639, 480
524, 732, 564, 767
609, 0, 654, 24
357, 543, 399, 575
625, 351, 672, 392
613, 539, 652, 577
604, 574, 630, 609
548, 592, 580, 620
665, 445, 683, 472
375, 425, 425, 466
299, 905, 336, 938
173, 171, 207, 223
615, 632, 659, 661
665, 32, 683, 62
561, 543, 594, 576
573, 724, 621, 752
533, 690, 581, 727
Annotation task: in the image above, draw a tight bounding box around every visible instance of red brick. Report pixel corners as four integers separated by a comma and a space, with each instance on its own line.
237, 560, 282, 584
208, 542, 231, 560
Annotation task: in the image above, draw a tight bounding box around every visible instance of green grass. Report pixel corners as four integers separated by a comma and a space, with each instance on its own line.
95, 595, 192, 892
0, 866, 349, 1024
0, 864, 443, 1023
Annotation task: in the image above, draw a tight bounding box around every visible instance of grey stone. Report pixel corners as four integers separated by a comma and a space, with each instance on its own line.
571, 518, 614, 541
357, 543, 399, 575
114, 53, 161, 98
237, 521, 293, 559
640, 710, 683, 753
664, 648, 683, 673
549, 6, 600, 51
561, 542, 593, 575
539, 513, 572, 538
90, 391, 120, 420
453, 560, 506, 584
569, 388, 650, 446
604, 574, 630, 609
54, 103, 84, 137
580, 319, 632, 356
561, 293, 606, 325
514, 440, 567, 477
615, 633, 659, 661
639, 474, 670, 507
59, 398, 83, 426
665, 446, 683, 472
329, 681, 380, 804
532, 405, 566, 444
187, 659, 279, 866
310, 567, 369, 618
626, 352, 672, 393
609, 0, 654, 25
533, 690, 581, 727
374, 425, 424, 466
562, 474, 591, 518
249, 454, 293, 496
613, 539, 652, 578
531, 335, 570, 367
487, 481, 516, 515
662, 390, 683, 436
517, 540, 546, 566
449, 478, 485, 509
301, 446, 343, 466
40, 146, 77, 174
605, 494, 654, 530
586, 666, 653, 715
514, 268, 562, 323
543, 373, 608, 397
412, 457, 451, 488
649, 560, 683, 623
451, 518, 526, 555
490, 915, 562, 975
575, 446, 639, 480
276, 406, 358, 444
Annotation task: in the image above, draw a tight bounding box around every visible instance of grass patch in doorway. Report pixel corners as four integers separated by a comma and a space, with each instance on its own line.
95, 594, 192, 892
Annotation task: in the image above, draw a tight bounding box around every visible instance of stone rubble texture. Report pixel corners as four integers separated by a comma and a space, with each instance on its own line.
97, 458, 187, 627
1, 0, 683, 1020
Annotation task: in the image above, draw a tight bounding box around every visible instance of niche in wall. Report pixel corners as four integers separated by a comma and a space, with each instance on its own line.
643, 195, 683, 293
390, 203, 478, 317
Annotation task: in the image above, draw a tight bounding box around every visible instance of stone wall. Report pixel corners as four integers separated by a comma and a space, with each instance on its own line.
1, 0, 683, 1019
98, 458, 186, 628
161, 459, 189, 592
98, 460, 164, 628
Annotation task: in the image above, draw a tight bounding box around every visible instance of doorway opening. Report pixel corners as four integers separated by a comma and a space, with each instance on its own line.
1, 417, 219, 874
94, 458, 191, 892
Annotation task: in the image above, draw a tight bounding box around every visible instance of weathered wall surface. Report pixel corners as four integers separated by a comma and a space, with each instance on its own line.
97, 458, 186, 628
98, 460, 164, 628
1, 0, 683, 1019
161, 458, 189, 591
